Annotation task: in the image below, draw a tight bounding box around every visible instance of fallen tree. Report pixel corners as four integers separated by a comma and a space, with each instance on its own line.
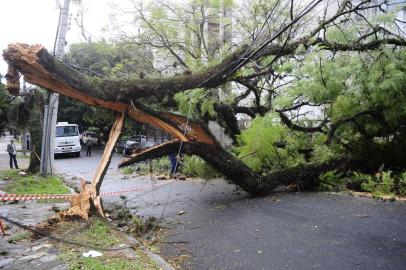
3, 0, 406, 217
3, 43, 399, 205
2, 43, 346, 206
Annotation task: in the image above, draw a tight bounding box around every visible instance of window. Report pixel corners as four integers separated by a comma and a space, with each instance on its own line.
56, 126, 78, 137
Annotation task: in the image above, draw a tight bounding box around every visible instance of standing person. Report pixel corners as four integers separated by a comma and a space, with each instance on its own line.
7, 140, 18, 169
86, 136, 93, 157
26, 134, 30, 150
168, 153, 177, 177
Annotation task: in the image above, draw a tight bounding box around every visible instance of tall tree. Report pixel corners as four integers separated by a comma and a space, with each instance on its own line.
58, 41, 154, 140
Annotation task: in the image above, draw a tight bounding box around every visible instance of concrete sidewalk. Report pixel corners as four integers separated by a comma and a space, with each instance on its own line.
0, 134, 67, 269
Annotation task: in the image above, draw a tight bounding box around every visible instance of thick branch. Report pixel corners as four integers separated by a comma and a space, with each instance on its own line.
326, 108, 385, 144
119, 140, 355, 195
277, 110, 328, 133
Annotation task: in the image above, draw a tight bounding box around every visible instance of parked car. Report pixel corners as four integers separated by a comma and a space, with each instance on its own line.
116, 134, 155, 156
80, 131, 99, 145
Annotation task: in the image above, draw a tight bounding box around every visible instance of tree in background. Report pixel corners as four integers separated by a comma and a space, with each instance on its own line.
6, 85, 47, 172
0, 75, 12, 133
58, 41, 154, 141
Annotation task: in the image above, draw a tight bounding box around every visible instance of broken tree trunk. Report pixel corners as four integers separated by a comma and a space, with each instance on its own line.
61, 113, 125, 219
90, 112, 125, 217
2, 43, 301, 103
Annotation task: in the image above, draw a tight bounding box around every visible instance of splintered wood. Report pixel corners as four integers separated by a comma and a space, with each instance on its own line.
91, 112, 125, 217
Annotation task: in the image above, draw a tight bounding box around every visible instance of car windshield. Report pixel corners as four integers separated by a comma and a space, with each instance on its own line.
86, 133, 96, 138
56, 126, 78, 137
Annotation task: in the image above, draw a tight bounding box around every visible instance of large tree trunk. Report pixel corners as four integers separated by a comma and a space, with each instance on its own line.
27, 90, 47, 172
119, 140, 355, 195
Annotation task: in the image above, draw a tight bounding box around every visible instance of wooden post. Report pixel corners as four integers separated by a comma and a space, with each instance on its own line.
90, 112, 125, 217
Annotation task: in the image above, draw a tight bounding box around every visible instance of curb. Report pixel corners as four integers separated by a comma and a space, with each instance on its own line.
125, 235, 175, 270
346, 191, 406, 202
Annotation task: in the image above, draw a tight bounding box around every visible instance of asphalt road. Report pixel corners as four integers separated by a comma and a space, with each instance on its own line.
55, 148, 406, 270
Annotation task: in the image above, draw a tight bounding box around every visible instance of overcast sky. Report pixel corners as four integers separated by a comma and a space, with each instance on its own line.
0, 0, 113, 78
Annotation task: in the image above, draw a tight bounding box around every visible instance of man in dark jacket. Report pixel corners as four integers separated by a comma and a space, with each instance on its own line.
85, 136, 94, 157
7, 140, 18, 169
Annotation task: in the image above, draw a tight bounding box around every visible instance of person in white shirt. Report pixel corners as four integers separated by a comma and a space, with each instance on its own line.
6, 140, 18, 169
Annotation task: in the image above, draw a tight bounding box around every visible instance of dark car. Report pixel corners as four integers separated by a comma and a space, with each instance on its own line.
116, 135, 155, 156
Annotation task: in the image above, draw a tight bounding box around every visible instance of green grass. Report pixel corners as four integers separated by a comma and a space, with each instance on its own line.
0, 170, 70, 195
121, 167, 134, 175
80, 219, 120, 248
16, 154, 30, 159
8, 231, 30, 243
55, 218, 160, 270
61, 255, 145, 270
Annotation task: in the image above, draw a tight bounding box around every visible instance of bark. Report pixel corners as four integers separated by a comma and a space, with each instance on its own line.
90, 112, 125, 217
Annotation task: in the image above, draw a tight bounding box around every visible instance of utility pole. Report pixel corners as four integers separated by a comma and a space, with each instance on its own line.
40, 0, 70, 174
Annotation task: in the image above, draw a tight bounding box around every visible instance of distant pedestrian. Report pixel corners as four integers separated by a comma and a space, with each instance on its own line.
6, 140, 18, 169
26, 134, 30, 150
168, 153, 182, 178
85, 137, 94, 157
169, 153, 177, 177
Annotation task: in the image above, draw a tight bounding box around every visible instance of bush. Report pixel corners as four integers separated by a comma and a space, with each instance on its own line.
318, 169, 406, 197
121, 167, 134, 175
318, 170, 346, 191
397, 172, 406, 196
347, 172, 373, 191
360, 171, 395, 196
181, 156, 221, 179
137, 157, 171, 175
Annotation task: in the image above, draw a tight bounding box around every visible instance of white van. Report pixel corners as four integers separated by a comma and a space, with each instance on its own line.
54, 122, 81, 157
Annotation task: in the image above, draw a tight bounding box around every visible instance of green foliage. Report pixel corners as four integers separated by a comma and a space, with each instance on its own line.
311, 143, 337, 164
173, 88, 216, 119
121, 167, 134, 175
318, 170, 406, 197
0, 77, 12, 132
1, 170, 70, 195
397, 173, 406, 196
60, 41, 154, 138
360, 171, 395, 196
318, 170, 345, 191
66, 41, 153, 77
26, 89, 47, 172
348, 172, 373, 191
235, 114, 308, 172
181, 156, 221, 179
137, 158, 171, 175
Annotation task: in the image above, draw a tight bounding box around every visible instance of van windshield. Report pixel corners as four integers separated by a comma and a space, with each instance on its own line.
56, 126, 78, 137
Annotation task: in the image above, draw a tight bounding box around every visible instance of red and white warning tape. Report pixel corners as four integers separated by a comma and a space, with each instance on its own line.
0, 194, 71, 201
0, 180, 174, 201
101, 180, 173, 197
0, 193, 70, 197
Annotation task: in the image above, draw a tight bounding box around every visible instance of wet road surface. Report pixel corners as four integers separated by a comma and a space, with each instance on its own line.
55, 148, 406, 270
